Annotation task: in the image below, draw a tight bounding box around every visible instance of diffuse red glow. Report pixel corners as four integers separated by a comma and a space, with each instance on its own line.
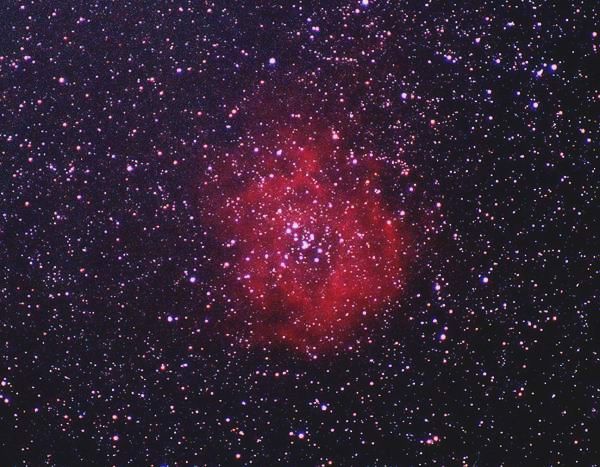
214, 135, 406, 351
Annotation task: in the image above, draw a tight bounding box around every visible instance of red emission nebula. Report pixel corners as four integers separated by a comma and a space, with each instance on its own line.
210, 131, 408, 351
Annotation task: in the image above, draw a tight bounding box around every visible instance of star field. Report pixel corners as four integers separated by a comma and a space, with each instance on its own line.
0, 1, 598, 465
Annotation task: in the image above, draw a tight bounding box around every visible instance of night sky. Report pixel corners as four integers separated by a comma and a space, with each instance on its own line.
1, 1, 598, 465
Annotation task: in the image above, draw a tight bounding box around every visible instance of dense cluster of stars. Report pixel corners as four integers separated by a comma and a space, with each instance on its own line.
1, 1, 597, 465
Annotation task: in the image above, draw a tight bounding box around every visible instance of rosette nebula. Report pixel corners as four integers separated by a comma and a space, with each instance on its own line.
212, 134, 407, 350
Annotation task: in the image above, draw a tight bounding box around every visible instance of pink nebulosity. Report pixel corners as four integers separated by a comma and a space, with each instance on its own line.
214, 134, 407, 351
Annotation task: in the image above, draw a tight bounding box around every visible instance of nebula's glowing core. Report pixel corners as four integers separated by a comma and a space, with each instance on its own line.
216, 138, 406, 350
